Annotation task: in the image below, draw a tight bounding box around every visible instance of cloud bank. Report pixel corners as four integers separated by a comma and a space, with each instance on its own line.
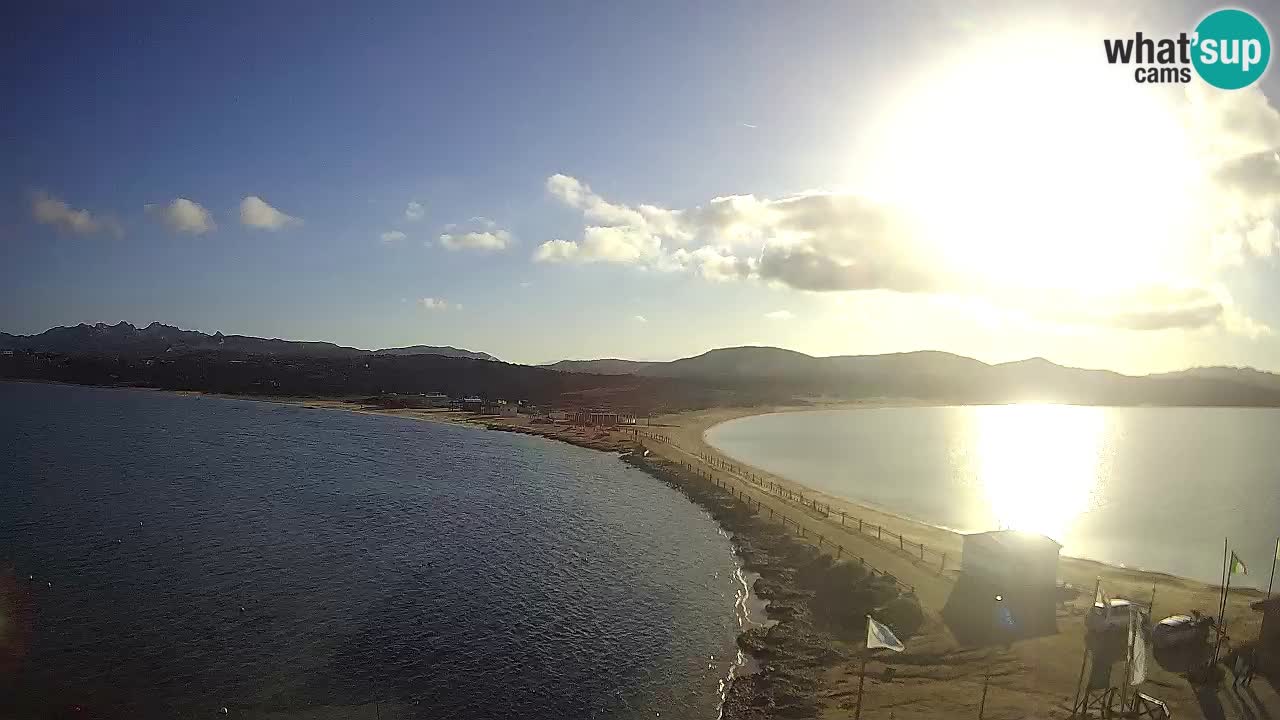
535, 80, 1280, 343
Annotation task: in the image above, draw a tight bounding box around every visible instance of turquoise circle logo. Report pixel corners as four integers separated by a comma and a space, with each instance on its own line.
1193, 9, 1271, 89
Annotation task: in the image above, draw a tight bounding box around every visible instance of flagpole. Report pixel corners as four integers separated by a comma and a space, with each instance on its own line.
1217, 570, 1233, 663
854, 655, 867, 720
1268, 536, 1278, 600
1212, 538, 1228, 665
1218, 538, 1229, 620
1214, 544, 1233, 666
977, 673, 990, 720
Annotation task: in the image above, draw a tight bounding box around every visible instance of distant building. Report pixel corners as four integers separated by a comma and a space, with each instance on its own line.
484, 400, 518, 417
942, 530, 1062, 643
420, 392, 451, 408
461, 396, 484, 411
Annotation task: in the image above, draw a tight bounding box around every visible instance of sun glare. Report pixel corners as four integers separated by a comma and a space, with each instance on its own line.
867, 21, 1211, 299
972, 404, 1105, 541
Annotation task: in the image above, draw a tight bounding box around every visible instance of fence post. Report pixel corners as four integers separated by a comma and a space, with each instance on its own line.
836, 544, 843, 559
877, 525, 882, 540
859, 518, 863, 533
840, 511, 846, 526
940, 553, 946, 573
919, 544, 924, 560
899, 536, 904, 551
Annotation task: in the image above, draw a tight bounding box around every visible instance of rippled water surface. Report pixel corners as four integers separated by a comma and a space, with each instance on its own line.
1, 382, 743, 719
706, 405, 1280, 586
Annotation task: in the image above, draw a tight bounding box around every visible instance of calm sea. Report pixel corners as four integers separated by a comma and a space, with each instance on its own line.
1, 381, 746, 719
706, 405, 1280, 587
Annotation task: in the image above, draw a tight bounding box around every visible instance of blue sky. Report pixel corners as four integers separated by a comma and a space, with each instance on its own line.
5, 1, 1280, 372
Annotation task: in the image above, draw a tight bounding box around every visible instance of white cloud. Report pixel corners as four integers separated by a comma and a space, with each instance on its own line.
30, 191, 121, 237
419, 297, 459, 311
633, 314, 648, 323
438, 218, 512, 252
405, 201, 425, 222
240, 196, 300, 230
380, 230, 406, 243
764, 310, 795, 321
533, 239, 580, 262
536, 168, 1271, 336
148, 198, 214, 235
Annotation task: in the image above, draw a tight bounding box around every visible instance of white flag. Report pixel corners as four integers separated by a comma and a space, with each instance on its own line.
866, 616, 905, 652
1128, 608, 1146, 686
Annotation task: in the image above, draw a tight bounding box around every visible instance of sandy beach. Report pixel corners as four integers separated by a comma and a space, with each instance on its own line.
177, 390, 1279, 718
637, 405, 1277, 719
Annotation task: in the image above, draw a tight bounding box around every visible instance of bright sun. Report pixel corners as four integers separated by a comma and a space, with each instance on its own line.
866, 21, 1213, 300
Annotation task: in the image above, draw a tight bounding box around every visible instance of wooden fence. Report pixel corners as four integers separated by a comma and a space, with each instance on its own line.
629, 429, 952, 577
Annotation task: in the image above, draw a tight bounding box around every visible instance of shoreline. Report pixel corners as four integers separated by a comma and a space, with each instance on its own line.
677, 404, 1271, 592
13, 379, 1265, 601
9, 380, 1266, 599
251, 394, 1272, 715
9, 381, 1277, 716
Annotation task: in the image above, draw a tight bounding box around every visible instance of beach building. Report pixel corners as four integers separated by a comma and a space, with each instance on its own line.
942, 530, 1062, 642
420, 392, 450, 408
484, 400, 518, 417
461, 396, 484, 411
1251, 596, 1280, 683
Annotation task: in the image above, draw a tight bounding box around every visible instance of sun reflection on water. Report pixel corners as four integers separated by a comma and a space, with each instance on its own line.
973, 404, 1105, 541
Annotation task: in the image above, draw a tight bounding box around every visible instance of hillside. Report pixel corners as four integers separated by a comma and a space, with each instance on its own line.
541, 358, 658, 375
545, 346, 1280, 407
7, 324, 1280, 410
0, 322, 498, 361
374, 345, 498, 361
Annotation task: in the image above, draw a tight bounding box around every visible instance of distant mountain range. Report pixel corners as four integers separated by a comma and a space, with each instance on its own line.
0, 322, 498, 362
7, 323, 1280, 409
544, 346, 1280, 406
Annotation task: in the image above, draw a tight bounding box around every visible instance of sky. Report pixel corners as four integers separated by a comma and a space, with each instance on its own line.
4, 1, 1280, 373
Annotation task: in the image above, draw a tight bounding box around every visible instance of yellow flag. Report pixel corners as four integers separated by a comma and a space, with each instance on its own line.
1229, 551, 1248, 575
